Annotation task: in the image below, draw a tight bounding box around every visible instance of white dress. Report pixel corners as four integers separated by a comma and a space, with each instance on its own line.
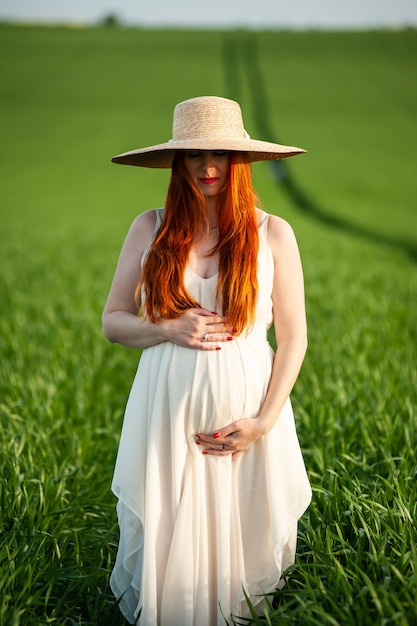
110, 209, 312, 625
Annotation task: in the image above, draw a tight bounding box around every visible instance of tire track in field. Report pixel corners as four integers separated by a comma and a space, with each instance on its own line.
221, 32, 417, 262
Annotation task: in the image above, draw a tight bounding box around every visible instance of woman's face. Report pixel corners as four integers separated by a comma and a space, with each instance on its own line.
183, 150, 230, 200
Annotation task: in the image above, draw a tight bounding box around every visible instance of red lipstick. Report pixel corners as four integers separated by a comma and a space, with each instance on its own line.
199, 178, 218, 184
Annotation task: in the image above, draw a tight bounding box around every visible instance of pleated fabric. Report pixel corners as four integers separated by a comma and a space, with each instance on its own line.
110, 210, 312, 625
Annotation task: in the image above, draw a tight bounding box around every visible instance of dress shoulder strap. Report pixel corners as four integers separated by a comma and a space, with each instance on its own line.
140, 209, 164, 268
258, 210, 270, 235
154, 207, 164, 231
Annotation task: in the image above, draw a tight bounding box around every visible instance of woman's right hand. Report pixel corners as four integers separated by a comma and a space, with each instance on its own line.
102, 307, 235, 351
160, 308, 235, 350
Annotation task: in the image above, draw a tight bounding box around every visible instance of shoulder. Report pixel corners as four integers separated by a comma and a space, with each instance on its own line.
266, 213, 295, 237
119, 209, 160, 260
126, 208, 159, 243
256, 209, 295, 239
129, 208, 158, 234
264, 214, 301, 262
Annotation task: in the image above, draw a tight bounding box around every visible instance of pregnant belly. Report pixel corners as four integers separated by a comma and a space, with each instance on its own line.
139, 339, 274, 436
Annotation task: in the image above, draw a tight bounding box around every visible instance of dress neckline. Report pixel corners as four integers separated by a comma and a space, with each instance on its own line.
186, 265, 219, 281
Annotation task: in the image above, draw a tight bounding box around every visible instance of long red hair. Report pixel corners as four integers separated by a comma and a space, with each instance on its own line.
137, 152, 259, 334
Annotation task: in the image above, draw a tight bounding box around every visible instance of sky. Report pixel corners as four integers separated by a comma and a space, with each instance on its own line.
1, 0, 417, 29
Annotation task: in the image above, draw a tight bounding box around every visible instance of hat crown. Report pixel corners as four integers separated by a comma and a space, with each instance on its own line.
172, 96, 247, 141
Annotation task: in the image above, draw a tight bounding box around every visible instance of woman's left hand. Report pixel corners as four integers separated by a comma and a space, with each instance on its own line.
195, 418, 265, 461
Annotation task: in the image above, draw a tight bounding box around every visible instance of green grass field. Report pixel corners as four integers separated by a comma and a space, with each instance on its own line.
0, 24, 416, 625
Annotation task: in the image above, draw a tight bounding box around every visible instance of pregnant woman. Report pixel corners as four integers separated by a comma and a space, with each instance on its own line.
102, 95, 312, 625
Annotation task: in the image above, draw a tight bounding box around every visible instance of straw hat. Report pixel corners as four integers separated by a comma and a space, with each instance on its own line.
112, 96, 305, 168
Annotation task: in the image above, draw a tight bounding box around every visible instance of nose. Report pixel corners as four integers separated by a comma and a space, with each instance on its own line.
201, 152, 216, 173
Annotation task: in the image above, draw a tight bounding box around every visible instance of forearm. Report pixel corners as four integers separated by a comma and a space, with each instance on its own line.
102, 310, 167, 349
102, 308, 232, 350
257, 334, 307, 434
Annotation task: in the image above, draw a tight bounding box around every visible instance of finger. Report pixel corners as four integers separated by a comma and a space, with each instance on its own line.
202, 446, 231, 456
195, 309, 226, 319
213, 425, 238, 439
200, 343, 222, 352
201, 333, 234, 344
206, 322, 237, 335
196, 433, 228, 446
198, 334, 233, 349
195, 426, 237, 444
204, 324, 233, 335
205, 316, 229, 326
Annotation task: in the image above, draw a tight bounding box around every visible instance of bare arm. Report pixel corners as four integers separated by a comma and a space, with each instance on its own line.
102, 210, 232, 350
254, 215, 307, 432
196, 214, 307, 457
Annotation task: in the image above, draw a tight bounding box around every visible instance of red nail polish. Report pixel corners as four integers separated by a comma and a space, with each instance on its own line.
231, 327, 237, 334
227, 336, 233, 341
211, 311, 217, 315
213, 432, 220, 439
216, 346, 221, 351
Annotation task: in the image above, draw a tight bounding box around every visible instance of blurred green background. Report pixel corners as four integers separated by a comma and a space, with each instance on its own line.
2, 26, 416, 246
1, 24, 416, 625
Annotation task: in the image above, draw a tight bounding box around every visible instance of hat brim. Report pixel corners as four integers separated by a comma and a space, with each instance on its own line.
111, 138, 306, 168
